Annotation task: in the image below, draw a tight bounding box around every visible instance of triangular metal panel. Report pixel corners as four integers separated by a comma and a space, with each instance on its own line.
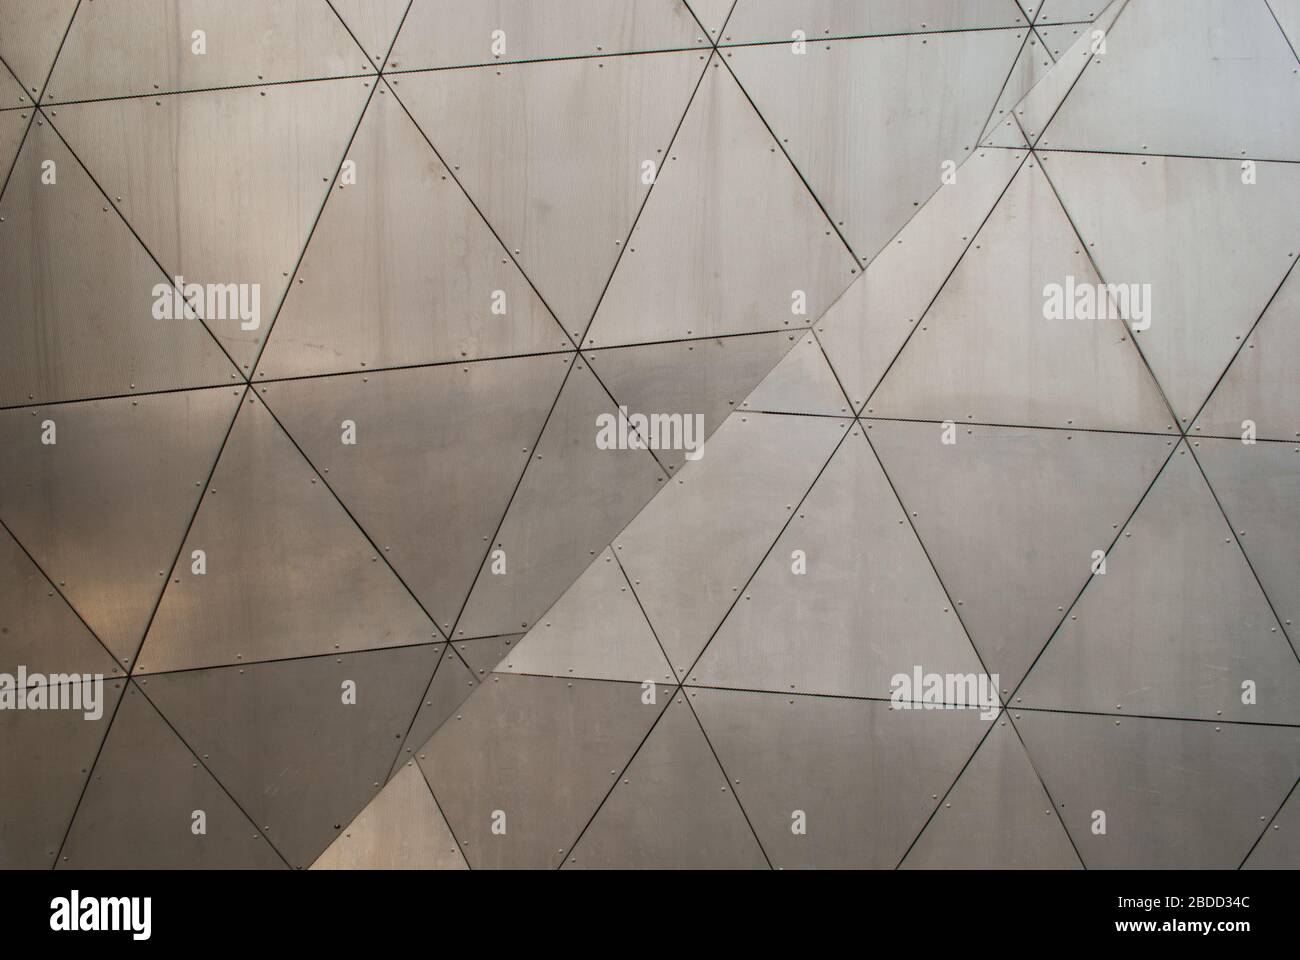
721, 0, 1027, 43
59, 681, 285, 869
1015, 709, 1300, 868
1195, 266, 1300, 442
1243, 787, 1298, 869
1018, 445, 1299, 723
691, 687, 993, 868
499, 548, 673, 684
0, 121, 238, 406
416, 674, 670, 869
258, 354, 569, 633
393, 51, 704, 337
45, 0, 374, 103
685, 0, 735, 39
325, 0, 413, 67
142, 643, 441, 869
51, 79, 372, 371
868, 162, 1172, 432
817, 147, 1025, 409
740, 332, 849, 416
979, 30, 1053, 146
258, 90, 567, 380
312, 763, 467, 870
1035, 0, 1108, 23
453, 634, 522, 676
1189, 438, 1300, 653
454, 360, 668, 640
1040, 0, 1300, 160
0, 0, 77, 97
388, 644, 477, 779
902, 719, 1082, 869
137, 393, 437, 673
565, 697, 767, 868
0, 388, 240, 667
1, 68, 30, 108
584, 61, 859, 348
866, 420, 1172, 691
1043, 151, 1300, 424
1270, 0, 1300, 54
726, 28, 1025, 265
1035, 22, 1091, 58
0, 677, 122, 868
693, 430, 986, 698
615, 411, 848, 676
389, 0, 705, 70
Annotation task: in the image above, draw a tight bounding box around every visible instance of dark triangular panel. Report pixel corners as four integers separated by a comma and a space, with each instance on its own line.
0, 0, 77, 98
741, 333, 849, 416
137, 393, 437, 673
565, 698, 767, 868
1243, 787, 1299, 869
721, 0, 1026, 43
259, 354, 568, 633
417, 674, 670, 869
691, 687, 993, 868
60, 682, 284, 869
388, 644, 475, 779
0, 121, 238, 405
142, 643, 442, 869
866, 420, 1171, 691
0, 387, 240, 667
453, 634, 522, 677
258, 89, 567, 380
1016, 709, 1300, 868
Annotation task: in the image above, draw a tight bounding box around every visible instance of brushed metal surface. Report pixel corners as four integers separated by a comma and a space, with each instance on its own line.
59, 681, 285, 869
0, 388, 240, 667
615, 411, 848, 676
136, 393, 437, 673
1, 68, 30, 108
902, 719, 1082, 869
721, 0, 1026, 43
142, 644, 442, 869
1243, 787, 1298, 869
685, 0, 734, 37
394, 51, 705, 335
868, 162, 1172, 432
1271, 0, 1300, 53
691, 686, 993, 868
0, 0, 77, 96
982, 29, 1052, 145
325, 0, 412, 67
741, 332, 850, 416
453, 634, 521, 675
1043, 150, 1300, 424
259, 353, 569, 633
0, 121, 237, 406
417, 674, 669, 869
1035, 0, 1108, 22
259, 89, 567, 380
584, 61, 858, 348
565, 698, 767, 868
693, 429, 985, 699
388, 644, 475, 779
1016, 709, 1300, 868
499, 547, 673, 684
866, 420, 1171, 690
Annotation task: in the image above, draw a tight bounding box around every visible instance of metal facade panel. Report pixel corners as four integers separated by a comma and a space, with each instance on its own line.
615, 411, 848, 675
259, 354, 568, 632
1042, 0, 1300, 159
1, 68, 30, 108
585, 61, 858, 349
323, 0, 412, 67
416, 674, 669, 868
691, 687, 993, 868
45, 0, 373, 103
866, 421, 1172, 690
1016, 709, 1300, 868
565, 698, 767, 868
59, 682, 285, 869
137, 393, 437, 673
388, 644, 475, 778
1243, 788, 1298, 869
312, 763, 467, 870
394, 51, 704, 337
259, 90, 567, 380
721, 0, 1027, 43
727, 28, 1025, 265
142, 643, 442, 869
0, 388, 239, 666
390, 0, 704, 70
0, 122, 237, 406
1018, 445, 1300, 723
51, 79, 371, 371
741, 332, 850, 416
454, 361, 668, 639
0, 0, 77, 96
1043, 151, 1300, 424
902, 719, 1082, 869
1271, 0, 1300, 53
981, 30, 1053, 145
685, 0, 735, 37
499, 548, 673, 684
453, 634, 521, 676
1035, 0, 1108, 22
817, 147, 1024, 409
693, 430, 986, 699
869, 163, 1172, 432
